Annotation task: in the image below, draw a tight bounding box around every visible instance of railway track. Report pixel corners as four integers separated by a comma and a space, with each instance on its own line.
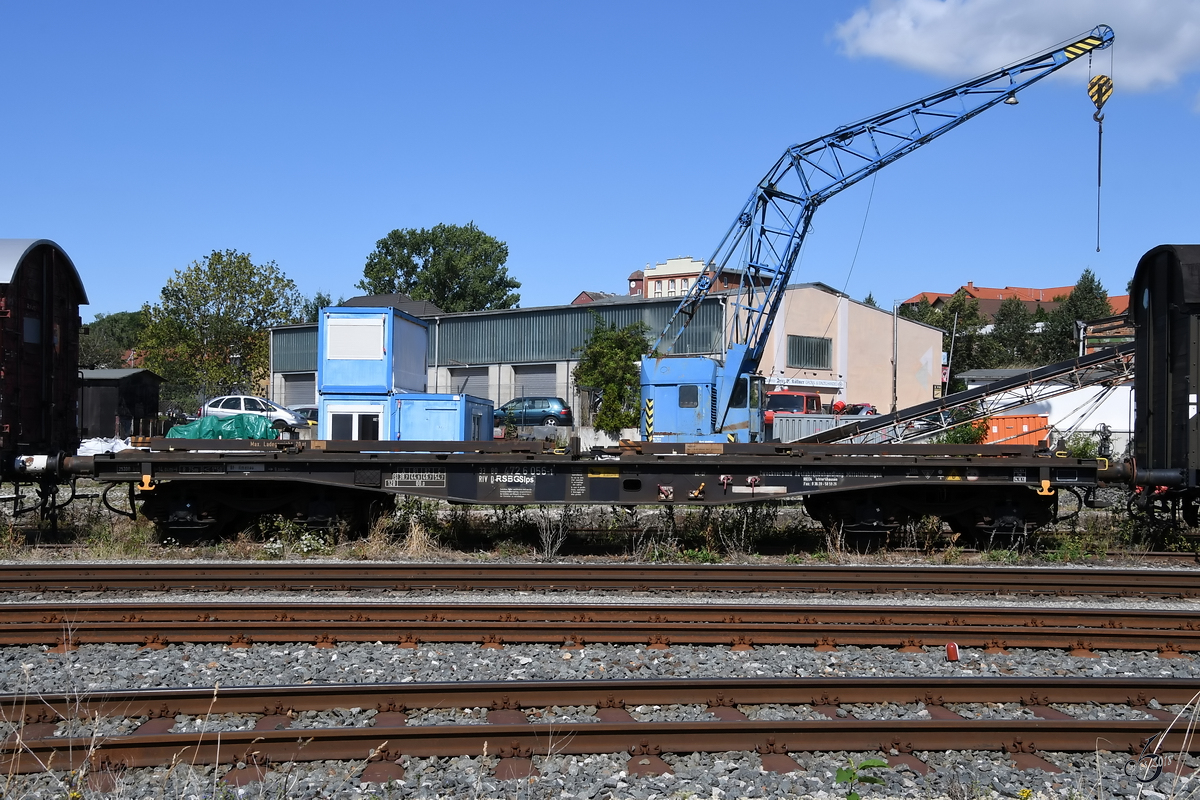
4, 561, 1197, 791
2, 678, 1196, 778
2, 562, 1198, 596
9, 600, 1200, 654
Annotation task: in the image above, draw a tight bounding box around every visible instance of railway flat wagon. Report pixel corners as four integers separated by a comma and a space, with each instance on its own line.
0, 240, 87, 478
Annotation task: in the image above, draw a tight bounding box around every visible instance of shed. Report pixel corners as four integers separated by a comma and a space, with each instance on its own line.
79, 368, 164, 438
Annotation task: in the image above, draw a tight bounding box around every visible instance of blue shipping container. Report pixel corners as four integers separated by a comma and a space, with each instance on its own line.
317, 393, 493, 441
318, 307, 428, 394
396, 394, 493, 441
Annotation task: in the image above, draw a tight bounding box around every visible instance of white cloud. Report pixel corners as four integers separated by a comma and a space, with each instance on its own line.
835, 0, 1200, 92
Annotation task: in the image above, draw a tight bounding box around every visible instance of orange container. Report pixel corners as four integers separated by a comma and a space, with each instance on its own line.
984, 414, 1049, 446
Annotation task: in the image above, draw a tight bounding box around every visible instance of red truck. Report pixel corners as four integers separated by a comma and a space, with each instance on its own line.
764, 390, 822, 424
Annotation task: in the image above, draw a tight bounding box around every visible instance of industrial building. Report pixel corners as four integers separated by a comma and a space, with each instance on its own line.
760, 283, 942, 408
270, 285, 941, 420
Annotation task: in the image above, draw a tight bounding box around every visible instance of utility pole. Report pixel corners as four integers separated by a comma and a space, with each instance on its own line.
944, 312, 959, 397
891, 302, 899, 414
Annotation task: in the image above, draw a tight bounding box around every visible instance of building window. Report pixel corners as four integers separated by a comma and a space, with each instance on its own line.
787, 335, 832, 370
668, 279, 676, 296
680, 278, 689, 293
654, 280, 662, 297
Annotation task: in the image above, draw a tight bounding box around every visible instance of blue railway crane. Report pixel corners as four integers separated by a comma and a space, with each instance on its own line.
641, 25, 1114, 443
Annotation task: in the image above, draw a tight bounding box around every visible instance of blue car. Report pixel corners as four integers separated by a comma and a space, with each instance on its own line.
494, 397, 574, 427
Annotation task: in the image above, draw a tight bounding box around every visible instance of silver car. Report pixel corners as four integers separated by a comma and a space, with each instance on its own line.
200, 395, 307, 428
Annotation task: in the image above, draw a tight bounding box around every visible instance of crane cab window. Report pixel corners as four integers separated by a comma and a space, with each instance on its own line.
729, 378, 747, 407
728, 376, 765, 408
750, 377, 764, 408
679, 385, 699, 408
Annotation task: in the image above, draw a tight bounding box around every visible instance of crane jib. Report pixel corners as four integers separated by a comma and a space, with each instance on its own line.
643, 25, 1114, 444
1065, 36, 1107, 58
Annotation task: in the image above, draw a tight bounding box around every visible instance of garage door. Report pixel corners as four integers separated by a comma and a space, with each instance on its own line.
282, 373, 316, 406
449, 367, 489, 397
512, 364, 558, 397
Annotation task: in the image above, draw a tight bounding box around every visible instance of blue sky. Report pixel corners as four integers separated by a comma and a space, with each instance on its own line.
3, 1, 1199, 320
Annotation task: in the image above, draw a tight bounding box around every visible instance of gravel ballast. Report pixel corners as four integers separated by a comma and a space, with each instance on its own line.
1, 639, 1198, 798
3, 571, 1200, 798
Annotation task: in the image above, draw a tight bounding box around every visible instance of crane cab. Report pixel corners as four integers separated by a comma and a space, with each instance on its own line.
640, 355, 764, 443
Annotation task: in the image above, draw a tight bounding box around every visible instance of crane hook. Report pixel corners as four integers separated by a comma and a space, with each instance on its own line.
1089, 75, 1112, 124
1088, 75, 1113, 113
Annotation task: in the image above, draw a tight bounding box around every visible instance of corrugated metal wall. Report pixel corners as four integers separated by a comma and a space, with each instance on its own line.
511, 364, 557, 396
273, 325, 318, 372
429, 299, 722, 366
282, 373, 316, 406
448, 367, 489, 395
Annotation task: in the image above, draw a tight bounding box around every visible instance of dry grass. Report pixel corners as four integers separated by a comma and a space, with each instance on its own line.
399, 515, 440, 560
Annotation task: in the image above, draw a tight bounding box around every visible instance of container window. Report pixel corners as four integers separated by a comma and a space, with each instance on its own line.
331, 414, 353, 440
359, 414, 380, 440
327, 317, 385, 360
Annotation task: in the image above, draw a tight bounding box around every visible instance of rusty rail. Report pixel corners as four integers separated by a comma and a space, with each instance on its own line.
3, 677, 1198, 775
10, 720, 1197, 776
5, 676, 1197, 720
10, 600, 1200, 653
1, 563, 1197, 596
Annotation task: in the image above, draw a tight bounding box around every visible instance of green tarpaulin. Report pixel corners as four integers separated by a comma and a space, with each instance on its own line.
166, 414, 279, 440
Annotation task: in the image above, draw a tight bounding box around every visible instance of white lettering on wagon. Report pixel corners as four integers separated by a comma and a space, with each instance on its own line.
385, 470, 446, 489
477, 466, 553, 484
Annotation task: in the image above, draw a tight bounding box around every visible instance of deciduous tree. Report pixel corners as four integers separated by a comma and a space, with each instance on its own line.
138, 250, 304, 411
80, 310, 146, 369
572, 313, 651, 436
301, 291, 343, 323
359, 222, 520, 312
